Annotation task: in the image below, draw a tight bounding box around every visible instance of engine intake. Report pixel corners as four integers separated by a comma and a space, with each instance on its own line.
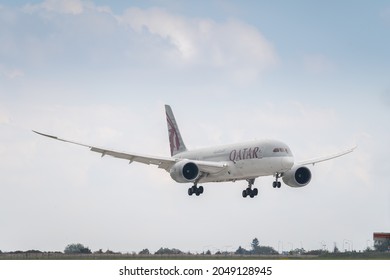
170, 161, 200, 183
282, 165, 311, 188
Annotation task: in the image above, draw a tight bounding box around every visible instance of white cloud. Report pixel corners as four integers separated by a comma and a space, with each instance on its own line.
0, 64, 24, 80
119, 8, 278, 82
0, 113, 10, 125
304, 54, 335, 74
3, 68, 24, 79
120, 8, 197, 61
16, 2, 278, 84
24, 0, 85, 15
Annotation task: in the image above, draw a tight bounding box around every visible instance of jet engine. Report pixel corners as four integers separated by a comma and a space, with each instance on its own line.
282, 165, 311, 188
170, 161, 200, 183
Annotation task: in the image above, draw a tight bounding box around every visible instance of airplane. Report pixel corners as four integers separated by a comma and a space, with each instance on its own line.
33, 105, 356, 198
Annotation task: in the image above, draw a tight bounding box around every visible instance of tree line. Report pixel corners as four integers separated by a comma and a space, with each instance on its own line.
61, 238, 278, 255
1, 238, 389, 255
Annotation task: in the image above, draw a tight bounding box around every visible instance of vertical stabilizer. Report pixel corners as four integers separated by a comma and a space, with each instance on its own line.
165, 105, 187, 156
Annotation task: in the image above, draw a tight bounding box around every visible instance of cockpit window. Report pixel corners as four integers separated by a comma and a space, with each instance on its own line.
273, 147, 289, 153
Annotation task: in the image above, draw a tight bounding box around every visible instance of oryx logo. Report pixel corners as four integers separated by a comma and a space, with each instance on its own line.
166, 113, 180, 155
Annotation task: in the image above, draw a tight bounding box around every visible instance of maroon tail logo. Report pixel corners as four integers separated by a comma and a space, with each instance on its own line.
166, 114, 180, 155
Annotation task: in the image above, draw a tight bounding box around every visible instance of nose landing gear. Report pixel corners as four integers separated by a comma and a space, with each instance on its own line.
273, 173, 282, 188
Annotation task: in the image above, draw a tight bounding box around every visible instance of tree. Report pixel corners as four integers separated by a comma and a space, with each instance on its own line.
235, 238, 278, 255
105, 249, 116, 254
304, 249, 327, 255
139, 248, 150, 255
248, 238, 278, 255
363, 246, 373, 253
64, 243, 92, 254
251, 238, 260, 252
235, 246, 249, 255
155, 247, 182, 255
289, 248, 306, 255
257, 246, 278, 255
333, 243, 340, 253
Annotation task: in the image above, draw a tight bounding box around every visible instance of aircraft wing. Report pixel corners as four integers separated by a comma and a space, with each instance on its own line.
189, 160, 228, 174
32, 130, 176, 171
32, 131, 229, 174
296, 146, 357, 166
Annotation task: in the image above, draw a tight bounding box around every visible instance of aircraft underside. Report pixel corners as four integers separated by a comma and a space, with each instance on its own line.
186, 158, 290, 198
187, 174, 283, 198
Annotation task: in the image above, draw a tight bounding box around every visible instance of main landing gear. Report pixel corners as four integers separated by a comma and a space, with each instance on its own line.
188, 174, 205, 196
242, 179, 258, 198
188, 185, 204, 196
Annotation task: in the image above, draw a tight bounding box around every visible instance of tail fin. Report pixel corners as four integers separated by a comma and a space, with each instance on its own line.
165, 105, 187, 156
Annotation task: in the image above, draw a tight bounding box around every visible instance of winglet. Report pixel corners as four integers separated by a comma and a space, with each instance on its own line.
32, 130, 91, 148
32, 130, 59, 140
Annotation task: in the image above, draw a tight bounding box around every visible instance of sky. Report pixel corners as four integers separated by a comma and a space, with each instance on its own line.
1, 0, 389, 253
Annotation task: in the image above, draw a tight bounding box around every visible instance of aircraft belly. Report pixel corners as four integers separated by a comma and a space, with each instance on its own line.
199, 157, 289, 183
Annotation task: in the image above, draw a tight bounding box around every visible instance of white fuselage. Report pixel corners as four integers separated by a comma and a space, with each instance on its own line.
173, 139, 294, 183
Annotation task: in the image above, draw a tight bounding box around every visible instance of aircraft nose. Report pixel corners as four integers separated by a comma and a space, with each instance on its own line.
282, 156, 294, 169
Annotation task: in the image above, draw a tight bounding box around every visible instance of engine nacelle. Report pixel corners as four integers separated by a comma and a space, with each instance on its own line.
282, 165, 311, 188
170, 161, 200, 183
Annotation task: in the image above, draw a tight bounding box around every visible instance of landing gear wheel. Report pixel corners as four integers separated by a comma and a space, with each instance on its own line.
253, 188, 258, 196
242, 188, 258, 198
273, 173, 282, 189
273, 181, 282, 188
189, 185, 204, 197
243, 179, 259, 198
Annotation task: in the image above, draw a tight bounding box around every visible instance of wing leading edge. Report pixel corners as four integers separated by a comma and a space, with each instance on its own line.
32, 130, 228, 175
296, 146, 357, 166
32, 130, 176, 171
